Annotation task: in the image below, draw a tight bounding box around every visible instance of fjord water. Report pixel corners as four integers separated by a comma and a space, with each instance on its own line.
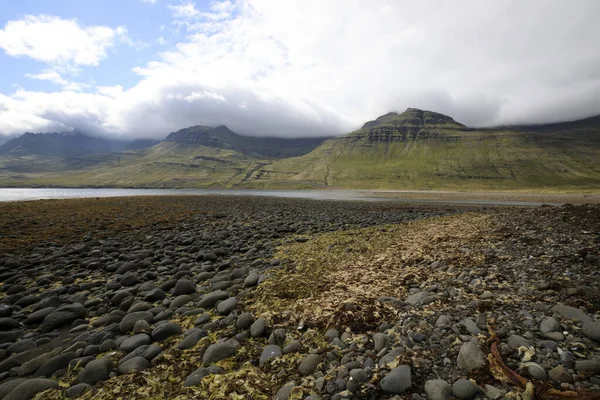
0, 187, 560, 206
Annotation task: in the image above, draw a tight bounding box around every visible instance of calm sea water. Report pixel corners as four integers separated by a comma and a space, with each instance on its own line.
0, 188, 559, 206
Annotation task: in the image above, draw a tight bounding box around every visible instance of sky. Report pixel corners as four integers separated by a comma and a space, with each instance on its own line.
0, 0, 599, 140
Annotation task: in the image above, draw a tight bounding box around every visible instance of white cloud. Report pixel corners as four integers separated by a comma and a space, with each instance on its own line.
0, 15, 127, 69
1, 0, 599, 139
25, 70, 69, 86
141, 0, 157, 3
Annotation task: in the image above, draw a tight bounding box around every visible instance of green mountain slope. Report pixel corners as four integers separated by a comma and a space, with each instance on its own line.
1, 109, 599, 191
247, 109, 600, 190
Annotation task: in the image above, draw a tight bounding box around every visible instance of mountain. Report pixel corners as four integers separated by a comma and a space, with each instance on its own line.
0, 132, 158, 157
0, 108, 599, 191
164, 125, 329, 158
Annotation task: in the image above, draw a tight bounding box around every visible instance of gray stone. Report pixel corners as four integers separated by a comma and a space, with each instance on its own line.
151, 322, 182, 342
259, 345, 282, 365
507, 335, 530, 349
183, 366, 224, 387
120, 334, 151, 352
349, 368, 368, 383
173, 279, 196, 295
250, 318, 266, 337
236, 313, 254, 330
283, 340, 301, 354
244, 273, 259, 287
119, 311, 154, 334
582, 322, 600, 342
216, 297, 238, 315
273, 382, 296, 400
380, 364, 411, 394
548, 365, 573, 383
4, 378, 59, 400
77, 358, 113, 384
461, 318, 481, 335
176, 329, 206, 350
424, 379, 451, 400
0, 379, 27, 399
539, 317, 561, 334
373, 333, 390, 352
484, 384, 506, 399
7, 340, 37, 355
198, 291, 229, 308
202, 339, 240, 365
65, 383, 91, 398
527, 363, 547, 380
35, 352, 77, 377
142, 345, 162, 361
456, 342, 486, 371
169, 295, 192, 309
117, 356, 151, 374
575, 360, 600, 373
551, 304, 593, 323
405, 292, 428, 306
452, 379, 478, 399
299, 354, 322, 375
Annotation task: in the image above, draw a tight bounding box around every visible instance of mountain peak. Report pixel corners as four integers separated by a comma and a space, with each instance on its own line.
362, 108, 464, 129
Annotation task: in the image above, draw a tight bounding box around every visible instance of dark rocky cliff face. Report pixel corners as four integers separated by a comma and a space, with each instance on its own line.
341, 108, 468, 144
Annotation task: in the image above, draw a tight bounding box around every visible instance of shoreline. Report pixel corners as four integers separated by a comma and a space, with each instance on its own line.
0, 197, 599, 399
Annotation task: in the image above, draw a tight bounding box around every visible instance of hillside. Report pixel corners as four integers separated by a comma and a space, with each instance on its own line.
0, 132, 158, 157
0, 109, 599, 191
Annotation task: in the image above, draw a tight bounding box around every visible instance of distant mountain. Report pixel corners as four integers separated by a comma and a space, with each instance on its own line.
0, 132, 159, 157
0, 108, 598, 191
164, 125, 329, 159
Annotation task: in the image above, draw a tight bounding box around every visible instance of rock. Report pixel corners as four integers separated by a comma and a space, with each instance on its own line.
117, 356, 151, 374
40, 310, 83, 333
7, 340, 37, 355
461, 318, 481, 335
35, 352, 76, 377
299, 354, 322, 375
582, 322, 600, 342
99, 339, 116, 353
151, 323, 182, 342
142, 345, 162, 361
0, 379, 27, 399
424, 379, 451, 400
244, 273, 259, 287
250, 318, 266, 338
259, 345, 282, 365
544, 332, 564, 341
216, 297, 238, 315
133, 319, 150, 333
198, 291, 229, 309
575, 360, 600, 373
380, 364, 411, 394
268, 328, 286, 345
173, 279, 196, 295
507, 335, 530, 349
176, 329, 206, 350
202, 339, 240, 365
527, 363, 547, 380
539, 317, 561, 334
120, 334, 151, 352
26, 307, 56, 325
436, 315, 452, 327
405, 292, 428, 306
119, 311, 154, 334
484, 384, 506, 399
548, 365, 573, 383
65, 383, 91, 398
373, 333, 390, 352
283, 340, 302, 354
551, 305, 593, 323
236, 313, 254, 330
349, 368, 368, 383
144, 289, 166, 302
324, 329, 339, 341
183, 366, 224, 387
456, 342, 486, 371
169, 295, 191, 309
452, 379, 479, 399
0, 318, 20, 331
273, 382, 296, 400
16, 350, 60, 376
78, 358, 113, 384
4, 378, 59, 400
